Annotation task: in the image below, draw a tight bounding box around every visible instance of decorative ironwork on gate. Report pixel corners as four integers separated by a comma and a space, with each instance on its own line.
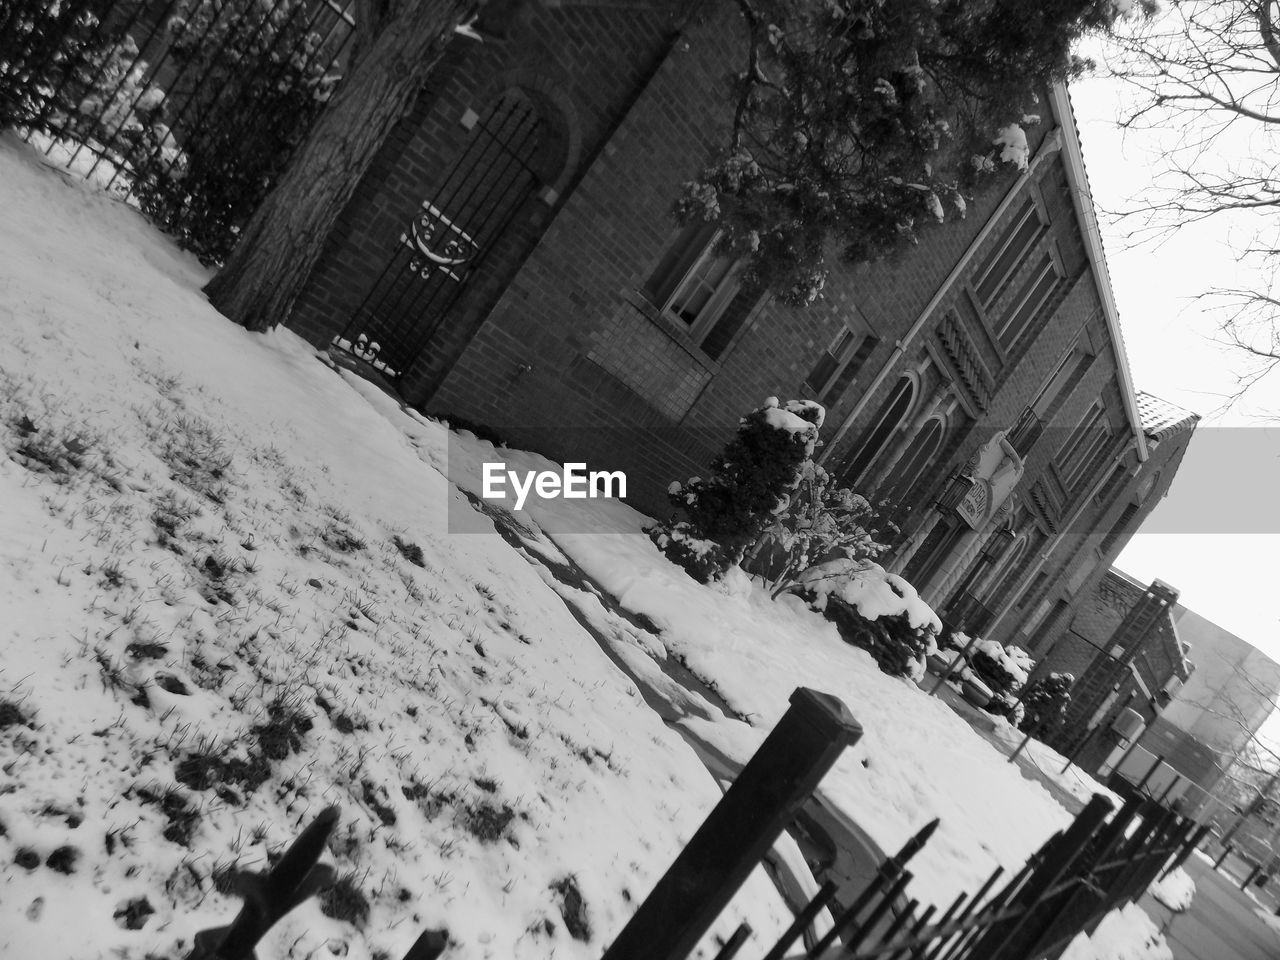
333, 90, 545, 381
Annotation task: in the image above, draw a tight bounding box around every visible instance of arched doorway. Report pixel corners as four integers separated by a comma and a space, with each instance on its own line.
336, 89, 547, 379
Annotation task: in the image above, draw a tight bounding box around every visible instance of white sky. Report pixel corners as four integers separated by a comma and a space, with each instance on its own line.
1067, 71, 1280, 675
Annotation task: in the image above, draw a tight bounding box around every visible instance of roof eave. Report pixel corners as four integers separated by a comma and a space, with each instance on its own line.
1048, 83, 1149, 462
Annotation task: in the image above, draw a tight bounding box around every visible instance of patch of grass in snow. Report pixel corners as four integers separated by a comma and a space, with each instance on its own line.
154, 414, 235, 505
319, 870, 372, 927
151, 489, 200, 549
321, 519, 367, 555
0, 699, 33, 729
45, 843, 80, 873
462, 799, 517, 843
550, 875, 591, 941
392, 534, 426, 567
112, 895, 155, 931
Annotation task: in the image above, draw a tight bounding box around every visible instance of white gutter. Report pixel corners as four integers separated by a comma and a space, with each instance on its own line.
817, 128, 1065, 463
1048, 84, 1148, 462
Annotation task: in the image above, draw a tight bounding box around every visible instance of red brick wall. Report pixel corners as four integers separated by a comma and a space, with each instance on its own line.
422, 7, 1105, 518
285, 3, 675, 372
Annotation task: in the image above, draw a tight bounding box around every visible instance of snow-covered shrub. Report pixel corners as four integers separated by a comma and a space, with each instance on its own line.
792, 559, 941, 680
648, 397, 823, 583
1150, 866, 1195, 913
967, 639, 1034, 719
970, 639, 1033, 693
1019, 672, 1074, 737
0, 0, 169, 160
750, 458, 898, 593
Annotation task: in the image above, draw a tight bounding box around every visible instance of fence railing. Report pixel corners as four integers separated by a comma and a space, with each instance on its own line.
0, 0, 355, 263
185, 688, 1205, 960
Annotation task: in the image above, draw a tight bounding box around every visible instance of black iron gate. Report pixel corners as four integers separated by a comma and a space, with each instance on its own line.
334, 90, 545, 381
0, 0, 356, 263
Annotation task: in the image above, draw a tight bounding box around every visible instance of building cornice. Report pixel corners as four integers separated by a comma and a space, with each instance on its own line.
1047, 84, 1148, 463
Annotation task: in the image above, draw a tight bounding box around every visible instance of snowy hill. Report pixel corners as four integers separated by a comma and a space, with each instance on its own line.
0, 136, 1151, 960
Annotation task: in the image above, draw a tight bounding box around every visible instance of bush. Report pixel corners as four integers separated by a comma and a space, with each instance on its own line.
793, 558, 941, 680
0, 0, 345, 263
969, 639, 1033, 697
751, 458, 899, 592
955, 638, 1034, 721
132, 0, 344, 263
648, 397, 823, 582
1019, 672, 1074, 737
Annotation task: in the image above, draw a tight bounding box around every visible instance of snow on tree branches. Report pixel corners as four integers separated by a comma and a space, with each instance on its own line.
680, 0, 1142, 305
648, 396, 824, 582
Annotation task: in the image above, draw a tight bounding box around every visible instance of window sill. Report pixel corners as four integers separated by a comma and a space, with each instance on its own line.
621, 289, 723, 375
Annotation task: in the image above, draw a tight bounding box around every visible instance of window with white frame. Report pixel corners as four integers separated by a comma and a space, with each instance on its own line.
644, 222, 746, 352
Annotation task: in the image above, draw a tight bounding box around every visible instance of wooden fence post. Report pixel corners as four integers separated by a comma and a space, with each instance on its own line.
601, 688, 861, 960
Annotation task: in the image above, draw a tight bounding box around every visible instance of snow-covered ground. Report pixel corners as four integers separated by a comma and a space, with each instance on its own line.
1150, 866, 1195, 913
400, 417, 1085, 908
0, 135, 1167, 960
1060, 904, 1173, 960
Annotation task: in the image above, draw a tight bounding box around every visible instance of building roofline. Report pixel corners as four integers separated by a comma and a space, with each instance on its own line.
1135, 389, 1201, 442
1048, 84, 1148, 462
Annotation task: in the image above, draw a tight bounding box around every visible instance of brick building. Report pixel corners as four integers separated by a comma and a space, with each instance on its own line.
281, 2, 1197, 656
1038, 568, 1280, 816
1041, 571, 1192, 775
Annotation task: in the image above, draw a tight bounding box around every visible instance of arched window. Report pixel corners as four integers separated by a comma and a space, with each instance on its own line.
838, 376, 916, 488
341, 89, 548, 378
881, 416, 945, 504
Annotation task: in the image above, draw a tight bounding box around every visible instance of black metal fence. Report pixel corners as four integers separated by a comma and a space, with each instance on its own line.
604, 690, 1208, 960
759, 793, 1205, 960
182, 688, 1206, 960
0, 0, 355, 263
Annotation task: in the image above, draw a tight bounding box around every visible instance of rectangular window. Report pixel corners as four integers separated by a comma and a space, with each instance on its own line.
805, 324, 876, 402
998, 253, 1059, 349
644, 222, 747, 355
1056, 401, 1112, 493
824, 335, 879, 405
805, 328, 856, 395
974, 195, 1046, 306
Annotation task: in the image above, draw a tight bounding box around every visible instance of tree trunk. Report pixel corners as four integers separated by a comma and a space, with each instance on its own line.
203, 0, 473, 332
